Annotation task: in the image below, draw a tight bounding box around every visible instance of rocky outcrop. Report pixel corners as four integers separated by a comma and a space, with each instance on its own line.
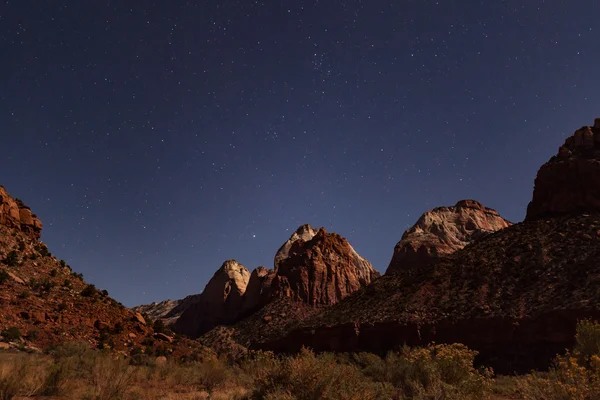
174, 260, 251, 337
133, 299, 183, 325
274, 224, 317, 271
386, 200, 511, 275
270, 228, 380, 306
0, 186, 43, 239
527, 119, 600, 220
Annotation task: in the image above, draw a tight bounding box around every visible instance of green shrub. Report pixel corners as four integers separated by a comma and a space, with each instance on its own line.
1, 327, 22, 342
0, 270, 9, 284
49, 269, 57, 277
62, 279, 71, 288
3, 251, 18, 267
18, 291, 30, 299
81, 284, 96, 297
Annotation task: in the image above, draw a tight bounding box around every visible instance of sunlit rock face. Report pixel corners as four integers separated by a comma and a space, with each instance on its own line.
385, 200, 511, 275
174, 260, 250, 337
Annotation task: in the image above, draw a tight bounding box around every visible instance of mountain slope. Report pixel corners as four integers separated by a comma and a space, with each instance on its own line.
252, 119, 600, 373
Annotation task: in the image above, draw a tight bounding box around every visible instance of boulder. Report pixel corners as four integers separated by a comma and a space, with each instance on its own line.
133, 312, 146, 325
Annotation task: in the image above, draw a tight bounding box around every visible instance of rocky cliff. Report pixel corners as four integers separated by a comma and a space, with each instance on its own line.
0, 186, 43, 239
174, 260, 251, 337
386, 200, 511, 275
0, 186, 200, 358
273, 224, 317, 271
270, 227, 380, 306
527, 119, 600, 219
252, 120, 600, 373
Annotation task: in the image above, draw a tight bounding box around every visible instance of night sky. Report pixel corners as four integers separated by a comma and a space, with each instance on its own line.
2, 1, 599, 307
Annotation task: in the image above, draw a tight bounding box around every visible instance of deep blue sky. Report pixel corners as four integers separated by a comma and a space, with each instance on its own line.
1, 1, 599, 307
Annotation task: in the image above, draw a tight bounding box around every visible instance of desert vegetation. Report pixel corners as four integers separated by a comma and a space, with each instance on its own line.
1, 320, 600, 399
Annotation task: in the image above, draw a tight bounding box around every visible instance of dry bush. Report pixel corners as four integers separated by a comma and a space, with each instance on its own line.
0, 353, 46, 399
351, 343, 493, 399
245, 347, 393, 400
518, 320, 600, 399
89, 354, 134, 400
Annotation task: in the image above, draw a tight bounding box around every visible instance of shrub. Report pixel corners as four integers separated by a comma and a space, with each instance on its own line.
0, 355, 45, 399
81, 284, 96, 297
18, 290, 30, 299
246, 348, 394, 400
62, 279, 71, 288
35, 244, 50, 258
49, 269, 57, 277
17, 241, 25, 252
90, 355, 133, 400
59, 260, 66, 268
0, 270, 9, 284
518, 320, 600, 399
3, 251, 18, 267
1, 327, 22, 342
153, 319, 167, 334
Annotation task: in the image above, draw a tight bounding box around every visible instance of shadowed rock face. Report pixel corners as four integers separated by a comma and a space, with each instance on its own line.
174, 260, 251, 337
0, 186, 43, 239
527, 119, 600, 220
270, 227, 380, 306
385, 200, 511, 275
242, 266, 275, 314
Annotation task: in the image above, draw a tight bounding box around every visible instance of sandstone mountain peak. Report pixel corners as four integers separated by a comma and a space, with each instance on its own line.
270, 227, 379, 306
274, 224, 318, 270
527, 119, 600, 220
0, 186, 43, 240
173, 260, 251, 337
386, 199, 511, 275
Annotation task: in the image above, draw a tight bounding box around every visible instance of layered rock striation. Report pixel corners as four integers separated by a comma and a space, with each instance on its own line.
0, 186, 43, 239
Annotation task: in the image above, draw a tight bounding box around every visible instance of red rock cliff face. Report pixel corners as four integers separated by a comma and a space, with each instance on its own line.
0, 186, 43, 239
270, 228, 380, 306
527, 119, 600, 220
386, 200, 511, 275
174, 260, 251, 337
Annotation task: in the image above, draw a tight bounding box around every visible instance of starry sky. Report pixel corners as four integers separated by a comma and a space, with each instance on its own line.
1, 1, 599, 307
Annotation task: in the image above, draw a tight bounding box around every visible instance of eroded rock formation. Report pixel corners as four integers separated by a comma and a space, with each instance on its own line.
270, 227, 380, 306
274, 224, 317, 271
174, 260, 251, 337
527, 119, 600, 219
386, 200, 511, 275
0, 186, 43, 239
